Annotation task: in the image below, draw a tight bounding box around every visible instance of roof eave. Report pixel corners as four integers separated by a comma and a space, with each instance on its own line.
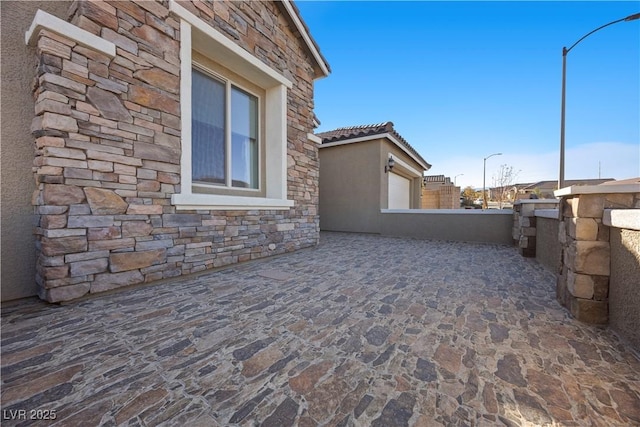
280, 0, 331, 79
320, 132, 430, 171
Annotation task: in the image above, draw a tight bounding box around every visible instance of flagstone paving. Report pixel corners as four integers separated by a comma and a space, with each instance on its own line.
2, 232, 639, 426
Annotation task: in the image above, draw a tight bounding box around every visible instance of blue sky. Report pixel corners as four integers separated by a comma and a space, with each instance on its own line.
297, 1, 640, 189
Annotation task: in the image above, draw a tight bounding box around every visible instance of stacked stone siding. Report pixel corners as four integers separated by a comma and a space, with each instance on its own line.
512, 200, 559, 257
30, 1, 320, 302
556, 192, 640, 324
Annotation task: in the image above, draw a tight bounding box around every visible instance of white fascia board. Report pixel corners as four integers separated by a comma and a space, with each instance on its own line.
25, 9, 115, 57
169, 0, 292, 89
554, 184, 640, 197
280, 0, 330, 79
172, 193, 294, 211
387, 153, 421, 177
319, 133, 430, 171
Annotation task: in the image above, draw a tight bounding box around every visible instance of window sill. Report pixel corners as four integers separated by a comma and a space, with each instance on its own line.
171, 193, 294, 211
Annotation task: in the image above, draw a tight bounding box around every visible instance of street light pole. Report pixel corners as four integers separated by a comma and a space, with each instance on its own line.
483, 153, 502, 209
559, 12, 640, 190
454, 174, 463, 186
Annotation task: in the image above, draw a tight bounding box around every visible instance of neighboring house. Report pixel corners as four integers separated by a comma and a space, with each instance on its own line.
1, 0, 330, 302
511, 179, 615, 199
421, 175, 460, 209
317, 122, 431, 233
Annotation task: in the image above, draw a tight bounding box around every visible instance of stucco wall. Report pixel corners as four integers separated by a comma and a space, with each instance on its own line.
609, 227, 640, 352
319, 140, 380, 233
535, 217, 561, 273
1, 1, 72, 301
380, 210, 513, 244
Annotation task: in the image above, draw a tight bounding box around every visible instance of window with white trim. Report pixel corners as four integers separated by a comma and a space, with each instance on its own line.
192, 65, 260, 192
170, 2, 294, 210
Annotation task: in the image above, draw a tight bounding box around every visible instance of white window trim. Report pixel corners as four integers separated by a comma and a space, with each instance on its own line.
191, 63, 262, 193
170, 1, 294, 210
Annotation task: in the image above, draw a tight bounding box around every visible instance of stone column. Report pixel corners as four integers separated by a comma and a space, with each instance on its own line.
556, 185, 640, 324
512, 200, 559, 257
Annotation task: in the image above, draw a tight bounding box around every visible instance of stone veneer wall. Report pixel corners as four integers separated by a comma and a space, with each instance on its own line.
30, 0, 320, 302
512, 200, 559, 257
556, 192, 640, 324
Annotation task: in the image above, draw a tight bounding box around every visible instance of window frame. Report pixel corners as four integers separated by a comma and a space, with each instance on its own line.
170, 2, 294, 210
191, 62, 263, 195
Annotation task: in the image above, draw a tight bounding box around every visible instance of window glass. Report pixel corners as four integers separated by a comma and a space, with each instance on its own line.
192, 68, 225, 185
231, 87, 259, 189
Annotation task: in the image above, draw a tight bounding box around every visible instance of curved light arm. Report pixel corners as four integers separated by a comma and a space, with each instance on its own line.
484, 152, 502, 161
565, 12, 640, 55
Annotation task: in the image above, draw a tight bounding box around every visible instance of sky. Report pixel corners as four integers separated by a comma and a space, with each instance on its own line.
296, 1, 640, 189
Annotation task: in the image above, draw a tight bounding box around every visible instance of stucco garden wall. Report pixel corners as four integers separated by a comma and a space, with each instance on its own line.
380, 210, 513, 244
608, 217, 640, 352
535, 216, 562, 274
26, 0, 321, 302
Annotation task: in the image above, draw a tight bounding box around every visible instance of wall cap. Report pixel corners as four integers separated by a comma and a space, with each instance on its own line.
555, 184, 640, 197
535, 209, 560, 219
603, 209, 640, 231
514, 199, 560, 205
381, 209, 513, 215
25, 9, 116, 57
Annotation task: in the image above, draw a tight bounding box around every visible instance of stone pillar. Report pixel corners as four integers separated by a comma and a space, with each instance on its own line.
556, 186, 640, 323
512, 200, 559, 257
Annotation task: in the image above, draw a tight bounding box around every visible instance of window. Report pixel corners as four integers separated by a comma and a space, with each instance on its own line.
170, 1, 295, 210
192, 67, 259, 190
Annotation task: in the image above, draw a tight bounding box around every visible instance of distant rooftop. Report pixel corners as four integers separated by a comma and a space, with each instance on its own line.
316, 121, 431, 170
518, 179, 616, 191
423, 175, 452, 184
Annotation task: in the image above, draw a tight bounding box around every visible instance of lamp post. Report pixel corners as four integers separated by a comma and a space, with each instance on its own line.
483, 153, 502, 209
454, 174, 463, 186
559, 12, 640, 190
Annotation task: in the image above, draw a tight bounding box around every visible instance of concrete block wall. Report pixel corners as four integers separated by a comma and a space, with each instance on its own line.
29, 0, 320, 302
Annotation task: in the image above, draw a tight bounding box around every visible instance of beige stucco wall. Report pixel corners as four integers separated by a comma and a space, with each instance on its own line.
609, 227, 640, 352
319, 137, 425, 233
380, 210, 514, 244
535, 217, 562, 273
319, 140, 381, 233
1, 1, 72, 301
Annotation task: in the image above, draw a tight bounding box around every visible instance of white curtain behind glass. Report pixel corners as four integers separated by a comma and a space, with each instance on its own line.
192, 69, 225, 184
231, 87, 258, 189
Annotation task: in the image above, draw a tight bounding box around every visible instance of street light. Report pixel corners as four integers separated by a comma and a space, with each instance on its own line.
559, 12, 640, 190
483, 153, 502, 209
454, 174, 463, 186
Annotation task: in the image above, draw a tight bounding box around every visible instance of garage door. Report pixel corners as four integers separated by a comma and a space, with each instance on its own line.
388, 173, 411, 209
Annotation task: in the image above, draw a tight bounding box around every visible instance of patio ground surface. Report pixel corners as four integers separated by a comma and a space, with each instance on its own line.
1, 232, 639, 426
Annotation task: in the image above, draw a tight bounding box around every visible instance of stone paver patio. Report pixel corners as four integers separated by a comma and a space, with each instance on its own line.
2, 232, 639, 426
